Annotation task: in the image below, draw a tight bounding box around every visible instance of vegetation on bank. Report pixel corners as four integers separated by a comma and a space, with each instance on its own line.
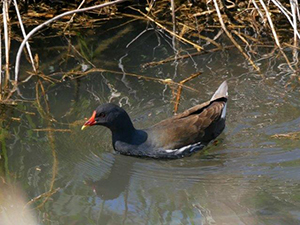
0, 0, 299, 100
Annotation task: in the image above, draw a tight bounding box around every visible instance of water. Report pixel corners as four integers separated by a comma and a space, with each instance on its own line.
2, 20, 300, 224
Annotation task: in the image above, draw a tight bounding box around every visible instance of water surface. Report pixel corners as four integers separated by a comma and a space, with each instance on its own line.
3, 19, 300, 224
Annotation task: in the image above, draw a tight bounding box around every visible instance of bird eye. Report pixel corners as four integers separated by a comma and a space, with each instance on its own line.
99, 112, 106, 118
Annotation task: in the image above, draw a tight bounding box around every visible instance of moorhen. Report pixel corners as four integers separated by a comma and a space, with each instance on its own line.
82, 81, 228, 159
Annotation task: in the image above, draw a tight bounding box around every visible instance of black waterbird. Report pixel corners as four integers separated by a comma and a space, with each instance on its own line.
82, 81, 228, 159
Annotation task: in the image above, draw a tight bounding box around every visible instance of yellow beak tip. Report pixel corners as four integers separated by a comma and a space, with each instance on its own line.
81, 125, 87, 130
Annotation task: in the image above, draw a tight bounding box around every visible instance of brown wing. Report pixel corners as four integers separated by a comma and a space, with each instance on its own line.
173, 100, 211, 119
147, 101, 226, 149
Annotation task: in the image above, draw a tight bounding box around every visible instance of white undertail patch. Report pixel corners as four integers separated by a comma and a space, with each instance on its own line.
221, 102, 227, 119
210, 81, 228, 101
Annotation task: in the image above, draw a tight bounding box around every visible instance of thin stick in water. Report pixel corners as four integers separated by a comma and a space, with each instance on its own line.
3, 0, 10, 87
63, 0, 86, 32
13, 0, 36, 73
0, 27, 2, 99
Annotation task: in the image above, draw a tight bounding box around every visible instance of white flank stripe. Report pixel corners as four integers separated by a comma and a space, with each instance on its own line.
163, 142, 203, 155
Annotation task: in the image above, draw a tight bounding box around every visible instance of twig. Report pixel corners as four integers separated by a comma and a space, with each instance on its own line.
192, 2, 236, 17
32, 128, 71, 132
129, 7, 204, 52
3, 0, 10, 87
0, 26, 2, 99
170, 0, 177, 50
24, 187, 60, 208
64, 36, 96, 68
258, 0, 281, 48
290, 0, 298, 47
101, 18, 138, 34
34, 81, 56, 121
284, 42, 300, 50
212, 0, 261, 73
34, 80, 58, 209
271, 131, 300, 140
231, 30, 250, 46
36, 129, 58, 208
59, 68, 199, 92
63, 0, 86, 32
126, 28, 154, 48
290, 0, 298, 65
258, 0, 296, 72
251, 0, 265, 21
120, 12, 221, 48
174, 72, 202, 113
14, 0, 127, 83
297, 1, 300, 23
13, 0, 36, 73
170, 0, 179, 78
269, 0, 300, 40
142, 45, 235, 68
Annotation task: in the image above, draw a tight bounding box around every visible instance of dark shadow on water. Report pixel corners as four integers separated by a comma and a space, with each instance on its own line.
84, 154, 135, 201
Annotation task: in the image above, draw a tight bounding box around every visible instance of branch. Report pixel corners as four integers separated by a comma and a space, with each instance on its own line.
14, 0, 127, 83
213, 0, 261, 73
129, 7, 204, 52
13, 0, 36, 73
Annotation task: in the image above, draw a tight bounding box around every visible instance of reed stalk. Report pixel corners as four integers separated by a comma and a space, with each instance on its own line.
3, 0, 10, 88
270, 0, 300, 40
129, 7, 203, 51
14, 0, 127, 83
63, 0, 86, 32
170, 0, 177, 51
258, 0, 281, 48
290, 0, 298, 47
0, 28, 2, 100
213, 0, 261, 72
13, 0, 36, 73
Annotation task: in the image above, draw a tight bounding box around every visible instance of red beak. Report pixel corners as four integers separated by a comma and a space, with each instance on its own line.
81, 111, 96, 130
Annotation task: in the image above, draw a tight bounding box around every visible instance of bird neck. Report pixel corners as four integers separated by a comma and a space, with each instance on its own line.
112, 127, 147, 147
109, 112, 147, 146
110, 116, 136, 142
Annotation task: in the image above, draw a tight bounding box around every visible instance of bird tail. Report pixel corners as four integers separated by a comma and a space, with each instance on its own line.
210, 81, 228, 119
210, 81, 228, 101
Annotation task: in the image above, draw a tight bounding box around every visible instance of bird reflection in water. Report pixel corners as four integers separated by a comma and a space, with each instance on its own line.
84, 154, 135, 201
